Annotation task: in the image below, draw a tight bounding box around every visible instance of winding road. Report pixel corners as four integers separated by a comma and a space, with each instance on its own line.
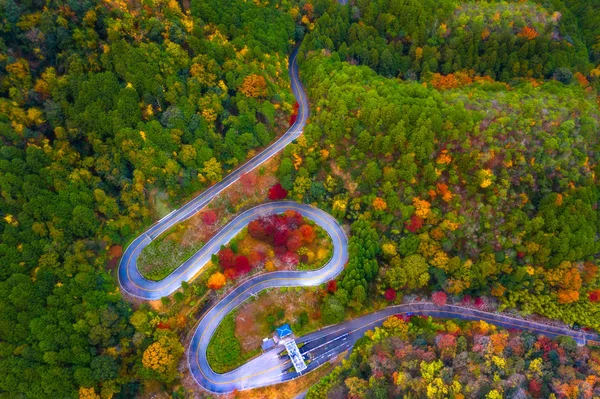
118, 33, 600, 395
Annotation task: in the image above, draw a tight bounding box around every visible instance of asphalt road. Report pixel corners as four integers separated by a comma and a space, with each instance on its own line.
117, 20, 600, 396
118, 49, 309, 300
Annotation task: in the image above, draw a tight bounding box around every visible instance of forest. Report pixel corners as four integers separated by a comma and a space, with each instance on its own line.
279, 0, 600, 332
2, 0, 600, 397
0, 0, 300, 396
307, 315, 600, 398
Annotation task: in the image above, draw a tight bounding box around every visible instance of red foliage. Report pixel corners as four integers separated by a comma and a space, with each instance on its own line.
283, 210, 304, 228
280, 251, 299, 266
589, 290, 600, 303
327, 280, 337, 293
248, 251, 266, 267
405, 215, 424, 233
268, 183, 288, 200
474, 297, 485, 309
224, 268, 238, 280
234, 255, 251, 274
201, 210, 217, 225
384, 288, 397, 301
432, 291, 448, 306
218, 248, 235, 269
273, 226, 290, 246
529, 379, 542, 398
461, 295, 472, 305
286, 232, 303, 253
293, 101, 299, 110
298, 224, 316, 244
248, 220, 267, 240
517, 251, 525, 259
273, 245, 287, 255
157, 321, 170, 330
289, 113, 297, 126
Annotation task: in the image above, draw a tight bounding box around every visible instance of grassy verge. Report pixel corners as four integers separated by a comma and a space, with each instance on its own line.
206, 313, 261, 373
136, 161, 280, 281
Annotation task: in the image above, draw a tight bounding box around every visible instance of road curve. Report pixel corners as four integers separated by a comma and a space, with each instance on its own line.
117, 22, 600, 396
118, 48, 309, 300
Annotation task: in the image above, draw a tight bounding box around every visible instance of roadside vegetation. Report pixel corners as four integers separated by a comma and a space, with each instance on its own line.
137, 162, 279, 280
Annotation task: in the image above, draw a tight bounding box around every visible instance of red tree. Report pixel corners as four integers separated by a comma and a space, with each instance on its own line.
474, 297, 485, 309
286, 233, 303, 253
248, 251, 266, 267
289, 113, 297, 126
202, 210, 217, 225
327, 280, 337, 293
268, 184, 287, 200
589, 290, 600, 302
384, 288, 397, 301
248, 220, 267, 239
218, 248, 235, 269
280, 251, 299, 267
273, 226, 290, 246
234, 255, 251, 274
405, 215, 424, 233
432, 291, 448, 306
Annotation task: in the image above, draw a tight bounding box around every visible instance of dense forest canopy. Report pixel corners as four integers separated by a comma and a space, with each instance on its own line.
0, 0, 300, 396
308, 316, 600, 398
1, 0, 600, 397
282, 0, 600, 330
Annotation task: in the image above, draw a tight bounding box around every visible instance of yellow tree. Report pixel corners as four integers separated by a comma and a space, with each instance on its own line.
239, 74, 268, 98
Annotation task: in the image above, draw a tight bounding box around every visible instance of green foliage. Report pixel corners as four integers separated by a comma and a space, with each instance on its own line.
302, 0, 595, 82
206, 313, 259, 373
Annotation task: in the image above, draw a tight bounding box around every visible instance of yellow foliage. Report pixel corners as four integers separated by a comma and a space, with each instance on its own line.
415, 47, 423, 61
413, 197, 431, 218
142, 341, 173, 372
4, 214, 19, 227
79, 387, 100, 399
382, 242, 397, 257
265, 260, 275, 271
239, 74, 268, 98
292, 153, 303, 170
139, 131, 146, 141
430, 251, 449, 270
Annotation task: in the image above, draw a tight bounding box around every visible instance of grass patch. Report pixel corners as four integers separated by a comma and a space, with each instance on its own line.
206, 312, 261, 373
137, 238, 202, 281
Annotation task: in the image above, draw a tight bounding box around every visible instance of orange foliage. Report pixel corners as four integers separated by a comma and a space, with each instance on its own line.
519, 26, 539, 40
574, 72, 589, 87
489, 333, 508, 354
436, 149, 452, 165
207, 272, 227, 290
412, 197, 431, 218
481, 29, 490, 40
298, 224, 316, 244
429, 72, 474, 90
558, 290, 580, 304
583, 262, 598, 284
239, 74, 268, 98
436, 183, 452, 202
372, 197, 388, 211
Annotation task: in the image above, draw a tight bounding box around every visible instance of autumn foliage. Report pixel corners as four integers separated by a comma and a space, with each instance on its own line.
384, 288, 397, 301
239, 74, 268, 98
268, 183, 287, 200
432, 291, 448, 306
207, 272, 226, 290
519, 26, 539, 40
